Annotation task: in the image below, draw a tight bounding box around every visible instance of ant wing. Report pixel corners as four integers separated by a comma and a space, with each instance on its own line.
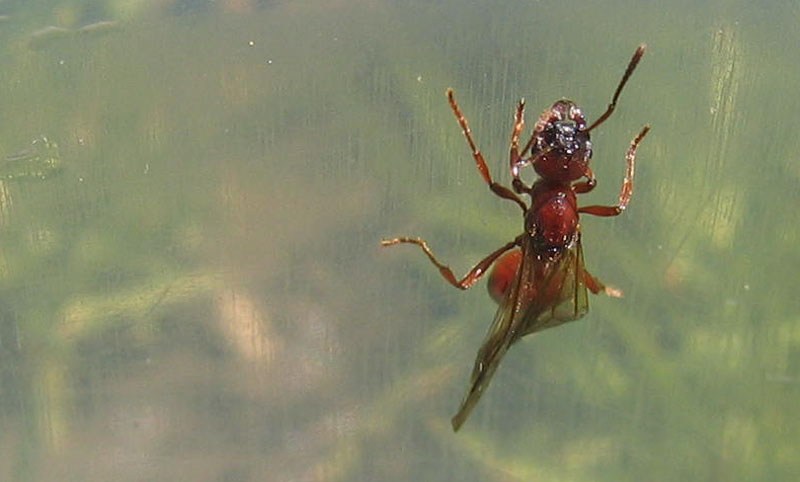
451, 236, 538, 431
451, 235, 592, 430
518, 234, 590, 337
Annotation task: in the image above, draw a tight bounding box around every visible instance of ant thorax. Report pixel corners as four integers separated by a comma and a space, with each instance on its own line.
525, 182, 579, 256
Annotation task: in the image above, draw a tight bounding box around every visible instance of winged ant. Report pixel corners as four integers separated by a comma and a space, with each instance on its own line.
383, 45, 650, 431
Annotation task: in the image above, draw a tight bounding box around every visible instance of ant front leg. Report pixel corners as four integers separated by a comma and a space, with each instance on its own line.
512, 124, 543, 195
381, 236, 521, 290
446, 89, 527, 212
509, 98, 526, 170
572, 167, 597, 194
509, 98, 531, 195
579, 125, 650, 217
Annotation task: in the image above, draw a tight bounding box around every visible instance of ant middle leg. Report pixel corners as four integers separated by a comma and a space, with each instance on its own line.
381, 236, 521, 290
446, 89, 527, 212
579, 125, 650, 217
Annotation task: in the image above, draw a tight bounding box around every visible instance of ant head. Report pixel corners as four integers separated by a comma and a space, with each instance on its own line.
530, 100, 592, 183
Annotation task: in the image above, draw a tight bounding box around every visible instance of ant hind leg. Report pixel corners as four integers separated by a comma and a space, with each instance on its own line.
583, 269, 623, 298
381, 236, 520, 290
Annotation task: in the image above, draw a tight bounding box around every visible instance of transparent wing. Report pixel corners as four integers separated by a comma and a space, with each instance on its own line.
450, 234, 590, 431
451, 236, 537, 431
519, 235, 589, 337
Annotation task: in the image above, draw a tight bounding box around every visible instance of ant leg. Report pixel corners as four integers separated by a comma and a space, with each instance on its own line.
572, 168, 597, 194
509, 99, 534, 195
446, 89, 527, 212
587, 44, 646, 133
584, 270, 623, 298
512, 177, 529, 196
381, 236, 521, 290
579, 126, 650, 217
511, 127, 541, 195
518, 131, 537, 160
509, 99, 525, 164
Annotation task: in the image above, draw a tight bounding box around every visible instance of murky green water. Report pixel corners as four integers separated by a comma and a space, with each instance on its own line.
0, 0, 797, 480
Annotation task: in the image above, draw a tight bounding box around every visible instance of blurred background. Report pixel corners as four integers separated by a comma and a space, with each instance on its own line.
0, 0, 797, 480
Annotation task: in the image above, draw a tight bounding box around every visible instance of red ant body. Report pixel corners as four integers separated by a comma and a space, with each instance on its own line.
383, 45, 650, 431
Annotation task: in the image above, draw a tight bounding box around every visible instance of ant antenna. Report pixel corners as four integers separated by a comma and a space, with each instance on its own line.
587, 44, 646, 133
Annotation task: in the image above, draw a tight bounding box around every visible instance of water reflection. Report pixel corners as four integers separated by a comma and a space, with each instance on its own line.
1, 136, 62, 181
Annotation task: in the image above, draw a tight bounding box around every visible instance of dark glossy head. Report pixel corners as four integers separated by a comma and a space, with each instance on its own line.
530, 100, 592, 183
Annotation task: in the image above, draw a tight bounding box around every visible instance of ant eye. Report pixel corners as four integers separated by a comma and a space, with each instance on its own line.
569, 104, 584, 122
543, 124, 558, 145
